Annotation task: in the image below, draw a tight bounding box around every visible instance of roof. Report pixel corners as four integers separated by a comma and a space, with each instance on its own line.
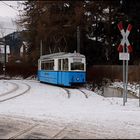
40, 52, 85, 60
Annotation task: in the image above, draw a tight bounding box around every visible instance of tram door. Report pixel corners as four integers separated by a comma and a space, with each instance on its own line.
58, 59, 63, 85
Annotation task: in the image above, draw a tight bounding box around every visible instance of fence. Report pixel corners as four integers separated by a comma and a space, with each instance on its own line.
87, 65, 140, 83
0, 63, 37, 78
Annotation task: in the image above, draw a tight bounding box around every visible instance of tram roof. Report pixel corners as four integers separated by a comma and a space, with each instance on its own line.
40, 52, 85, 60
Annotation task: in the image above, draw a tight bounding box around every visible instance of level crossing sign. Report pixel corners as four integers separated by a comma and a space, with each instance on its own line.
117, 22, 133, 106
117, 22, 133, 53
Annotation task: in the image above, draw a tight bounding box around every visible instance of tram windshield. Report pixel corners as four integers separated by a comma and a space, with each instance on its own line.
71, 62, 84, 71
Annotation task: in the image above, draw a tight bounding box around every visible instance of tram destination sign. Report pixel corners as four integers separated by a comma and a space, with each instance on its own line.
73, 57, 82, 62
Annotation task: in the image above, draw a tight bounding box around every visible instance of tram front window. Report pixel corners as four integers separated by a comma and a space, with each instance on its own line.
71, 62, 84, 71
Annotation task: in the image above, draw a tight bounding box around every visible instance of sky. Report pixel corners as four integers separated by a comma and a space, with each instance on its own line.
0, 1, 24, 36
0, 1, 22, 18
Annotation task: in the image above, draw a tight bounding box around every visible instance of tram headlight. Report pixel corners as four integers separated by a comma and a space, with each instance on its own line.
76, 77, 80, 81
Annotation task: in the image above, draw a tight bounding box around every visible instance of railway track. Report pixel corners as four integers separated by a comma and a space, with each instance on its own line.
62, 87, 88, 98
23, 80, 90, 99
77, 88, 88, 98
0, 81, 31, 103
0, 82, 19, 97
62, 88, 71, 98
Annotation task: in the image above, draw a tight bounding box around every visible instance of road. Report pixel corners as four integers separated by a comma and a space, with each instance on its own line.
0, 115, 96, 139
0, 80, 140, 139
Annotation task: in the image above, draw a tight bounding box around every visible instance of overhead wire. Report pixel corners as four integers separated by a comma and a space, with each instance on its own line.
0, 1, 19, 12
0, 1, 24, 38
0, 27, 16, 30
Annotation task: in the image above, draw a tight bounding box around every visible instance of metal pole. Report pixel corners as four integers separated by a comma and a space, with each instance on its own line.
125, 46, 128, 103
139, 81, 140, 107
3, 43, 6, 76
40, 40, 42, 57
125, 44, 128, 102
123, 47, 125, 106
77, 26, 80, 53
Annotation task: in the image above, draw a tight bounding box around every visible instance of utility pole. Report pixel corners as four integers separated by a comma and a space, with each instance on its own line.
40, 40, 43, 56
139, 81, 140, 107
3, 40, 6, 77
1, 38, 6, 77
77, 26, 80, 53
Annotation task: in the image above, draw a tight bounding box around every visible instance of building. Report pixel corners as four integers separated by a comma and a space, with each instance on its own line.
0, 44, 10, 63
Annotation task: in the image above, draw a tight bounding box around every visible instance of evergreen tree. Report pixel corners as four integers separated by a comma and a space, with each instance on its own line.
18, 0, 140, 65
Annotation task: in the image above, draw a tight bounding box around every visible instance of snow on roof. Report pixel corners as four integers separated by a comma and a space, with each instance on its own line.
40, 52, 85, 60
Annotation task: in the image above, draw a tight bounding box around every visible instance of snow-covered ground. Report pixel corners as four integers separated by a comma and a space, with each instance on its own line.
0, 79, 140, 138
111, 81, 140, 97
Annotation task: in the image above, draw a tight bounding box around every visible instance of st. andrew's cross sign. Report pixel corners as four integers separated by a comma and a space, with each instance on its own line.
117, 22, 133, 53
117, 22, 133, 106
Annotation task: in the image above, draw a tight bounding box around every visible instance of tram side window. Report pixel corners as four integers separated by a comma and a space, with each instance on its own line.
63, 59, 68, 71
58, 59, 68, 71
41, 60, 54, 70
41, 62, 44, 69
58, 59, 61, 70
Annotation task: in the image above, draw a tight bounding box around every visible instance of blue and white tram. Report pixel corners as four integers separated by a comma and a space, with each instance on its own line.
38, 52, 86, 86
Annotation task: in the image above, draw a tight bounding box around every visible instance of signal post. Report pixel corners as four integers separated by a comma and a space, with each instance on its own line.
117, 22, 133, 106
